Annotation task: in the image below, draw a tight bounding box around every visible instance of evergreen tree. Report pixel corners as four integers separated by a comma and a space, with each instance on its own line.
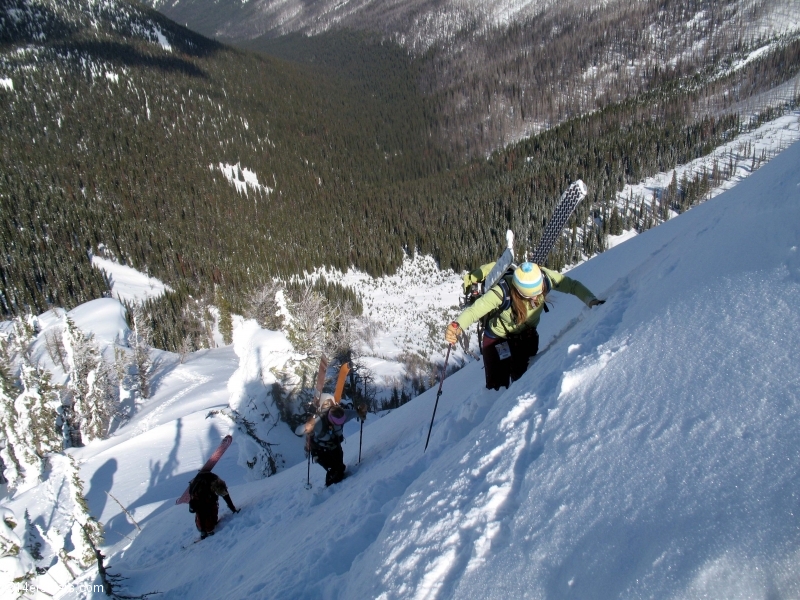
62, 317, 115, 445
0, 506, 36, 596
285, 286, 330, 393
609, 206, 623, 236
84, 359, 117, 443
216, 288, 233, 345
246, 283, 284, 330
51, 454, 103, 570
0, 359, 26, 488
15, 360, 61, 462
0, 317, 55, 488
130, 305, 153, 400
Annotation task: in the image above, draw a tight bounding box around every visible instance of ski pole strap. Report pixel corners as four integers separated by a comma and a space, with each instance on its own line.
358, 419, 363, 464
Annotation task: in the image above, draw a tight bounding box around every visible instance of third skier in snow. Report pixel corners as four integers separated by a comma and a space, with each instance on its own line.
306, 393, 368, 486
188, 472, 239, 539
446, 262, 604, 390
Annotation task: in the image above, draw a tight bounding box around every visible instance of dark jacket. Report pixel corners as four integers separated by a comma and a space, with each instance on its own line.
189, 472, 236, 513
309, 408, 359, 451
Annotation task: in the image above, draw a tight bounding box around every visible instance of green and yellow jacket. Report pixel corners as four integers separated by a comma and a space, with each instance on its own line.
457, 263, 596, 339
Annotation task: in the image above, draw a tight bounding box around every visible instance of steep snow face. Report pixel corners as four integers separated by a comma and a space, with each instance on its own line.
101, 141, 800, 600
343, 140, 800, 600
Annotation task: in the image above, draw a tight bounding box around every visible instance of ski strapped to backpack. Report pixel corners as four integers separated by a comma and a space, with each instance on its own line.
458, 230, 513, 345
462, 230, 515, 308
530, 179, 588, 265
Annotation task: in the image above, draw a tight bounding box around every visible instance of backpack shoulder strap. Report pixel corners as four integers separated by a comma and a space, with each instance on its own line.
494, 278, 512, 311
482, 277, 513, 331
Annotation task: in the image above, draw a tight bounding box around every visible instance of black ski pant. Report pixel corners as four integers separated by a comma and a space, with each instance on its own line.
194, 499, 219, 534
481, 328, 539, 390
315, 445, 346, 486
193, 495, 236, 534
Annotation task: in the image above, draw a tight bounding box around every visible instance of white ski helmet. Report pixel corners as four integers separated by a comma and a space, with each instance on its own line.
318, 392, 335, 411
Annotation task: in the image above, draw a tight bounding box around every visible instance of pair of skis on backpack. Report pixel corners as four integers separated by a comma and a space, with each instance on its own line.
294, 358, 352, 437
461, 179, 588, 313
461, 179, 587, 352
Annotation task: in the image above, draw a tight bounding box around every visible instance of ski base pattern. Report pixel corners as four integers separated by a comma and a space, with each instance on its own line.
530, 180, 587, 266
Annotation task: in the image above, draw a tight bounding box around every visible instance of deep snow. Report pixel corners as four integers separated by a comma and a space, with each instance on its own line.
21, 139, 795, 599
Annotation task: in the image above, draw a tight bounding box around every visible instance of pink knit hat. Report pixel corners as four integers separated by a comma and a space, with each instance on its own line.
328, 405, 346, 425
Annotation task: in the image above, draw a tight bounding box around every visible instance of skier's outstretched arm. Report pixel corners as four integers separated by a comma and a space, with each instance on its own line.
223, 494, 239, 513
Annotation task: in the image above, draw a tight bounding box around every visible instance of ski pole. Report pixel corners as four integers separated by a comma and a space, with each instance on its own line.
358, 418, 363, 464
305, 452, 312, 489
424, 344, 452, 453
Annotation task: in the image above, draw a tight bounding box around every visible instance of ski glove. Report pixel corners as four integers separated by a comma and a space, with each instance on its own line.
357, 404, 368, 420
588, 298, 606, 307
445, 322, 462, 345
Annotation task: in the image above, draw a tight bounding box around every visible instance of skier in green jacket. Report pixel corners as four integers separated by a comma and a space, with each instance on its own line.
446, 262, 604, 390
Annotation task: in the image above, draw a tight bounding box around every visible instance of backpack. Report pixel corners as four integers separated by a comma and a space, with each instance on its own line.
189, 472, 219, 511
308, 404, 347, 452
460, 263, 516, 344
460, 262, 516, 310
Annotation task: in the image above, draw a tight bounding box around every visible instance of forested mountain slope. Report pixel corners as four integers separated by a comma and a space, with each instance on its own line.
2, 0, 799, 355
0, 1, 447, 328
151, 0, 800, 155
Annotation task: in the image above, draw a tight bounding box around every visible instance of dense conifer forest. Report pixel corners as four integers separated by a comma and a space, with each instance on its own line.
1, 0, 798, 351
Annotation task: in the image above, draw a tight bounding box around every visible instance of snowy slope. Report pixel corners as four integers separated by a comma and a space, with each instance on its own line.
56, 139, 800, 599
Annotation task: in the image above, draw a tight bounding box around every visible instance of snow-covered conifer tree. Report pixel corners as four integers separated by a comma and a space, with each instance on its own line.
66, 455, 103, 568
0, 317, 55, 488
246, 282, 284, 330
62, 317, 115, 445
0, 360, 27, 489
44, 454, 103, 571
129, 304, 153, 400
285, 286, 330, 388
16, 360, 61, 460
0, 506, 35, 597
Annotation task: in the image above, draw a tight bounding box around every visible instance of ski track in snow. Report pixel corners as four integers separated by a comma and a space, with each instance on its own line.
133, 369, 212, 436
354, 393, 549, 600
